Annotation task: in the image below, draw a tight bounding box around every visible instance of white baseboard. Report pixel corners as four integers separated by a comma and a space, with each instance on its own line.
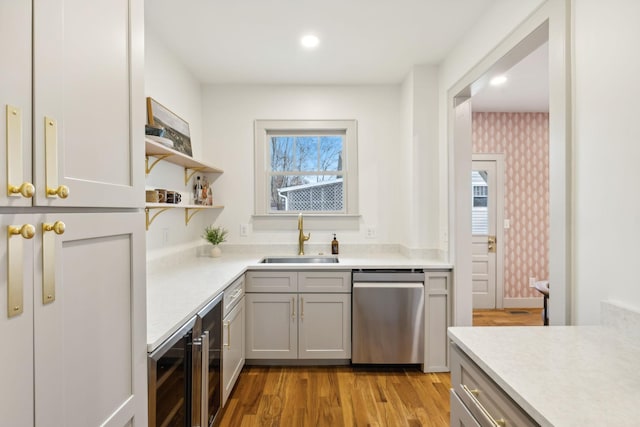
503, 297, 543, 309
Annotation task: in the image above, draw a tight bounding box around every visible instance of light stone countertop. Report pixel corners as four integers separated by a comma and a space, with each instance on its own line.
448, 326, 640, 427
147, 251, 451, 352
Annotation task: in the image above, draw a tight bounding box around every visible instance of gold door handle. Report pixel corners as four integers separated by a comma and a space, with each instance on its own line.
46, 185, 69, 199
300, 297, 304, 319
7, 224, 35, 318
291, 297, 296, 319
488, 235, 497, 253
8, 224, 36, 239
8, 182, 35, 198
43, 220, 65, 235
6, 106, 35, 199
42, 221, 65, 304
44, 117, 70, 199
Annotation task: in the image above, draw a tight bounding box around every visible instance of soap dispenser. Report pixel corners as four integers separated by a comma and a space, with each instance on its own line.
331, 233, 339, 255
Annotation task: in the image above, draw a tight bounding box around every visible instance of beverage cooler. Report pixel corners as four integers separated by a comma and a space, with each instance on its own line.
148, 294, 223, 427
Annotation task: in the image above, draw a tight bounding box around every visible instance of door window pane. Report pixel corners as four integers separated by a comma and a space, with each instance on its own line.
472, 170, 489, 234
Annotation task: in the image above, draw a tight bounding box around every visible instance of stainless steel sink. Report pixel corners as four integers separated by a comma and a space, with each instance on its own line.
260, 256, 339, 264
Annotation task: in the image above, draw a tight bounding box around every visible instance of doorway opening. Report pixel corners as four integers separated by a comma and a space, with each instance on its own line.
448, 2, 571, 327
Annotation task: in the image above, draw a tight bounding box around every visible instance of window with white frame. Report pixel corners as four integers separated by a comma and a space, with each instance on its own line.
254, 120, 358, 215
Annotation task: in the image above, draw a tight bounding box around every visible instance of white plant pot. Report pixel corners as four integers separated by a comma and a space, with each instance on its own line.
210, 245, 222, 258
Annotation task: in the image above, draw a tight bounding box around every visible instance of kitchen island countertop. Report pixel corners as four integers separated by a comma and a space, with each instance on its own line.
147, 252, 451, 352
448, 325, 640, 426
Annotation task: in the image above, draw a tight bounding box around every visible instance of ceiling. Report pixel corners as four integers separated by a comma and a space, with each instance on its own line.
472, 42, 549, 112
145, 0, 548, 111
145, 0, 498, 85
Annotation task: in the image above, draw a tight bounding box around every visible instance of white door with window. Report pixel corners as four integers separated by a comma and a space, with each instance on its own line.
471, 156, 504, 309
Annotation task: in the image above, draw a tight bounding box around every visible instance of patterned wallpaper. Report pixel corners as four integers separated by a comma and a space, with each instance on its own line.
472, 112, 549, 299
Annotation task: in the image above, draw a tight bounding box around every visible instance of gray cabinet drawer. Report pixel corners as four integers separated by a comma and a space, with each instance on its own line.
298, 271, 351, 293
246, 271, 297, 292
451, 344, 538, 427
450, 388, 481, 427
223, 275, 245, 316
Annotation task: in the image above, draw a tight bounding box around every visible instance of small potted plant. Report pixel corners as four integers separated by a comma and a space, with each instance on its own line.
203, 225, 228, 258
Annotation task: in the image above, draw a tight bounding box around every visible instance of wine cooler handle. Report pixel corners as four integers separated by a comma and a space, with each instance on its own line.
201, 331, 209, 427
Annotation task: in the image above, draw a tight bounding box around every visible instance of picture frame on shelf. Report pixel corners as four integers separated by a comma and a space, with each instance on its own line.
146, 97, 193, 157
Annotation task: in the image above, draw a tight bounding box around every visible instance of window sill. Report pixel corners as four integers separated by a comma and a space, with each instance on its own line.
251, 214, 361, 231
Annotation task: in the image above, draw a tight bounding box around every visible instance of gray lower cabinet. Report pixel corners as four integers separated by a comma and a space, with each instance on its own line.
222, 275, 245, 406
245, 271, 351, 360
424, 270, 452, 372
450, 343, 538, 426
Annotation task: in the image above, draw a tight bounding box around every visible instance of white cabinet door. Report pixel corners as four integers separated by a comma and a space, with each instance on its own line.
298, 294, 351, 359
0, 214, 35, 426
32, 0, 144, 208
0, 2, 33, 208
245, 293, 297, 359
222, 298, 245, 406
33, 212, 147, 427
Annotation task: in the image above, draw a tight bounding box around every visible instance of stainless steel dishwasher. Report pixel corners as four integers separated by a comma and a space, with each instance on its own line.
352, 269, 425, 364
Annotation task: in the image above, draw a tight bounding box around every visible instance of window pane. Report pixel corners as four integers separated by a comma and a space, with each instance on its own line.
270, 175, 344, 212
320, 136, 343, 171
270, 136, 294, 171
295, 136, 318, 171
471, 170, 489, 234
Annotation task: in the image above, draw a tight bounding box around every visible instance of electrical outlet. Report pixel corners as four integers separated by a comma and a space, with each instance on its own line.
366, 227, 376, 239
239, 224, 248, 237
529, 277, 536, 287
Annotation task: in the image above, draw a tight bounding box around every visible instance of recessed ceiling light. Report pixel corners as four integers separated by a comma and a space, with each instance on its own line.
490, 75, 508, 86
301, 34, 320, 49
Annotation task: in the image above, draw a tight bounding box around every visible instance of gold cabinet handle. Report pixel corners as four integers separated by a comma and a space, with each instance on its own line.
42, 221, 65, 304
6, 106, 34, 199
291, 297, 296, 318
300, 297, 304, 319
44, 116, 69, 199
8, 224, 36, 239
227, 321, 231, 349
46, 185, 69, 199
43, 220, 65, 235
7, 224, 35, 318
462, 384, 507, 427
8, 182, 35, 198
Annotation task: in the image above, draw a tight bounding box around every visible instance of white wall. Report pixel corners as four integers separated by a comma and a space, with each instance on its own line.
572, 0, 640, 323
144, 28, 213, 255
201, 85, 407, 248
401, 66, 440, 254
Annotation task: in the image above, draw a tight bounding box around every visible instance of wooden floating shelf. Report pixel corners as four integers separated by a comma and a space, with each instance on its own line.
144, 203, 224, 230
145, 138, 224, 178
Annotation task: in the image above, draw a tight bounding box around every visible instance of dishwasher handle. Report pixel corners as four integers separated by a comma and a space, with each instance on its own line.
353, 282, 424, 288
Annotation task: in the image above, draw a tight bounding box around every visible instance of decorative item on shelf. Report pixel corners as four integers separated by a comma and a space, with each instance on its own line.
146, 97, 193, 157
203, 225, 228, 258
201, 176, 211, 206
193, 175, 203, 205
145, 190, 159, 203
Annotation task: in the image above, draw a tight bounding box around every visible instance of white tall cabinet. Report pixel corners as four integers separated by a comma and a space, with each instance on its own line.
1, 1, 146, 426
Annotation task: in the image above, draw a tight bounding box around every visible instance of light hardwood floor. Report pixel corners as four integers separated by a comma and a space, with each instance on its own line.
218, 309, 542, 426
473, 308, 543, 326
219, 366, 451, 427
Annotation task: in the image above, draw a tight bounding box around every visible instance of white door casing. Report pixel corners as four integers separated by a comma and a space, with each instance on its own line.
472, 155, 505, 309
449, 1, 571, 325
